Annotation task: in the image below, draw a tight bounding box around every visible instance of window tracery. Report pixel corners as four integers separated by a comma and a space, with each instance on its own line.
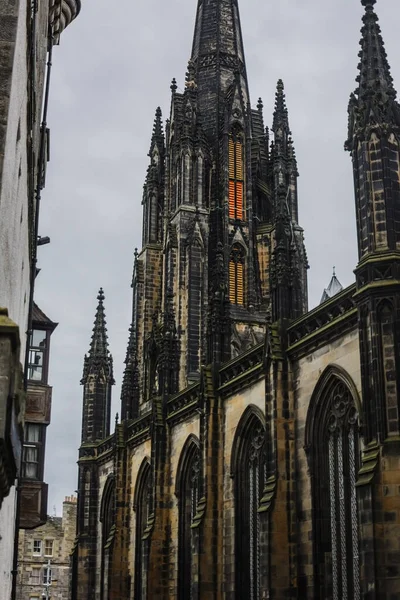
177, 439, 200, 600
308, 373, 361, 600
233, 410, 266, 600
134, 461, 151, 600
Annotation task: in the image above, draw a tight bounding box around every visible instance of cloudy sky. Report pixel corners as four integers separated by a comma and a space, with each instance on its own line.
35, 0, 400, 514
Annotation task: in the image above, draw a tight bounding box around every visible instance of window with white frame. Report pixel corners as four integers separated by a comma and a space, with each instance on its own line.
44, 539, 53, 557
33, 540, 42, 556
43, 566, 52, 585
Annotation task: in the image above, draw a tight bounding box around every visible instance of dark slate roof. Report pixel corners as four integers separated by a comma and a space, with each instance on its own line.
32, 302, 58, 331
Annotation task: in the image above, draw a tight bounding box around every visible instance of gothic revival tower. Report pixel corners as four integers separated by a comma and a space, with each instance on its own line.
346, 0, 400, 442
81, 288, 114, 442
126, 0, 308, 417
75, 289, 114, 600
346, 0, 400, 594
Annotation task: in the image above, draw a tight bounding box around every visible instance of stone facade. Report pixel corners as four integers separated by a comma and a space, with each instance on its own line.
0, 1, 80, 598
73, 1, 400, 599
17, 496, 77, 600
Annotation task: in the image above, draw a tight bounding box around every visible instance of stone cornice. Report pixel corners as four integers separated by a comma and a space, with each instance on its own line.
287, 284, 358, 359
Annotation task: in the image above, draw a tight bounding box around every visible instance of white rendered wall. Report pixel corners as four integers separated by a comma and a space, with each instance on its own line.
0, 0, 30, 348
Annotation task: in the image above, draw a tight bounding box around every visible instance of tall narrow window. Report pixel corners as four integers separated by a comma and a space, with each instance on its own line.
134, 460, 151, 600
100, 476, 115, 600
177, 438, 200, 600
229, 244, 245, 306
188, 239, 203, 375
379, 303, 399, 436
307, 370, 361, 600
233, 408, 266, 600
229, 135, 244, 220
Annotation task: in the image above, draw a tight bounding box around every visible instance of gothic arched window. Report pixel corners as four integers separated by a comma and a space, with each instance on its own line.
232, 407, 266, 600
177, 436, 200, 600
100, 475, 115, 600
306, 367, 361, 600
228, 133, 245, 220
134, 459, 152, 600
229, 244, 245, 306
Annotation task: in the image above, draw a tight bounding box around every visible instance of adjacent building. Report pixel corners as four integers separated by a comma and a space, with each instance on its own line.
73, 0, 400, 599
0, 1, 81, 598
17, 496, 77, 600
20, 303, 58, 530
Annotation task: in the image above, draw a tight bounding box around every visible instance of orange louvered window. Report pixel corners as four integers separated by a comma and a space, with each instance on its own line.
229, 244, 245, 306
228, 136, 245, 221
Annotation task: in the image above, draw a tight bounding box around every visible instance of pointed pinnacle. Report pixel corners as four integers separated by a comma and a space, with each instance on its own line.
88, 287, 109, 359
272, 79, 290, 134
356, 0, 395, 101
149, 107, 164, 156
170, 78, 177, 94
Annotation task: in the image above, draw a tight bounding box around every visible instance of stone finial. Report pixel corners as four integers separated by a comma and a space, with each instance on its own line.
170, 78, 178, 94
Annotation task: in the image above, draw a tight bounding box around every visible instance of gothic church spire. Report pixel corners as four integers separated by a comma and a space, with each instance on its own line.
189, 0, 250, 140
87, 288, 110, 361
81, 289, 114, 442
347, 0, 400, 148
191, 0, 246, 67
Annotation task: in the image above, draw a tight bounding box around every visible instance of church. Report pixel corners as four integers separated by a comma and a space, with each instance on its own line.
72, 0, 400, 598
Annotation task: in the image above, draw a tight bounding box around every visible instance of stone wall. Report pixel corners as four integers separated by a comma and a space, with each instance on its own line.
17, 496, 77, 600
293, 326, 361, 593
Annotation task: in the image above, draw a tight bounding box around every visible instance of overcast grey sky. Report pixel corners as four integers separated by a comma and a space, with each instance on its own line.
35, 0, 400, 514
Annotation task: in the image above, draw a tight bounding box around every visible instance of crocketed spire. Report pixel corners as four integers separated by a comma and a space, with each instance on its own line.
148, 107, 165, 157
272, 80, 290, 136
88, 288, 109, 359
81, 288, 114, 384
346, 0, 400, 147
358, 0, 395, 102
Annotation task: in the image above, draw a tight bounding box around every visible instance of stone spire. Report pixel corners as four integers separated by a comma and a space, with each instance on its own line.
87, 288, 110, 362
81, 289, 114, 443
148, 106, 165, 157
271, 81, 308, 320
346, 0, 400, 147
272, 80, 290, 147
189, 0, 250, 140
191, 0, 246, 69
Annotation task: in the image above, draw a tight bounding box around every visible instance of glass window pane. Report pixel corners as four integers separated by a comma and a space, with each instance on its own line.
28, 365, 43, 381
33, 540, 42, 555
25, 424, 41, 442
32, 329, 46, 348
44, 539, 53, 556
29, 349, 44, 367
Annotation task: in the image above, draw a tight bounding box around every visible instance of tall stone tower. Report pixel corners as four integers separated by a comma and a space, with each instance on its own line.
346, 0, 400, 592
76, 289, 114, 600
121, 0, 308, 421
